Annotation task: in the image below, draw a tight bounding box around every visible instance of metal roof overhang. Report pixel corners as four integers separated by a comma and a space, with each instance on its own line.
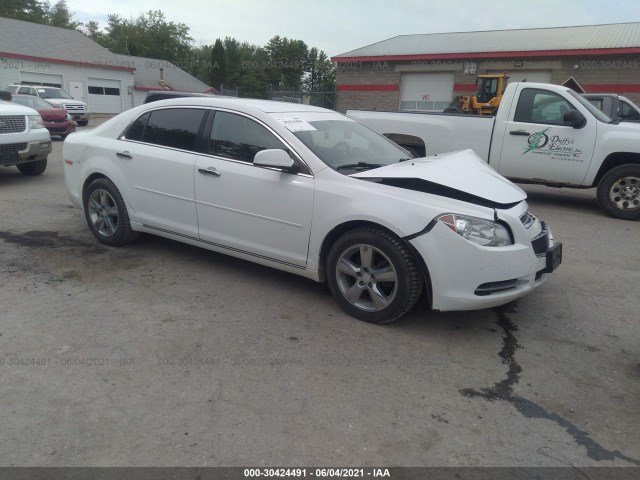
332, 47, 640, 63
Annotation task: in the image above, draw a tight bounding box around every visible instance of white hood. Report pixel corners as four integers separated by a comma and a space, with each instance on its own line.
351, 149, 526, 206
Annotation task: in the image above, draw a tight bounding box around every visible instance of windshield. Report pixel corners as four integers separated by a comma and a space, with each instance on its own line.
283, 116, 412, 172
568, 90, 612, 123
12, 96, 54, 109
38, 88, 73, 99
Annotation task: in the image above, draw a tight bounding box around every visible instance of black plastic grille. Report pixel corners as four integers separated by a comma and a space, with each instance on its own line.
0, 143, 26, 152
531, 221, 550, 256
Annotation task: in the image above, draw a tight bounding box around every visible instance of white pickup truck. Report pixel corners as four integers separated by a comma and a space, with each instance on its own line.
348, 82, 640, 220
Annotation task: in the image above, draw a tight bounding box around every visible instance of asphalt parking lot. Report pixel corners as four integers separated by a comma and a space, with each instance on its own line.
1, 122, 639, 468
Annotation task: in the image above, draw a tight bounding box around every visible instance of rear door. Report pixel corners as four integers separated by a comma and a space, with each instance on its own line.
117, 107, 207, 237
497, 85, 596, 184
194, 110, 314, 267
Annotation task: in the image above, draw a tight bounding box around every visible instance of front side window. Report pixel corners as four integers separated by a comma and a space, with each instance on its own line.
514, 88, 576, 125
209, 111, 286, 162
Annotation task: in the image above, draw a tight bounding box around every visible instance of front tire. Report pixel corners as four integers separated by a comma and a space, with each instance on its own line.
84, 178, 139, 246
596, 165, 640, 220
17, 159, 47, 176
327, 227, 423, 324
77, 120, 89, 127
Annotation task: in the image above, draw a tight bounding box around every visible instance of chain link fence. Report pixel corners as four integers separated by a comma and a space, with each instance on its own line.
217, 86, 336, 110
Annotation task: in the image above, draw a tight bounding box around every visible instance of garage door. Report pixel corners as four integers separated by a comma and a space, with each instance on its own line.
88, 78, 123, 113
489, 70, 552, 85
19, 71, 62, 87
400, 72, 454, 111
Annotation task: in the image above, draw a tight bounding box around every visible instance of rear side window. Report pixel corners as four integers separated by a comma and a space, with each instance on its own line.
139, 108, 206, 152
125, 112, 150, 141
209, 111, 286, 162
621, 101, 640, 120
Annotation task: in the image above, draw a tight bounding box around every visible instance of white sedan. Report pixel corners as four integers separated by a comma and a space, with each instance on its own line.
63, 98, 562, 324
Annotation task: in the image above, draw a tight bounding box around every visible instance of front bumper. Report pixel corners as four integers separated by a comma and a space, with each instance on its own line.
410, 219, 561, 311
0, 139, 52, 166
44, 120, 75, 137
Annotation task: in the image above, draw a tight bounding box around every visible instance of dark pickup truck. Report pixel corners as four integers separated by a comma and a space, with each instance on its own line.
583, 93, 640, 122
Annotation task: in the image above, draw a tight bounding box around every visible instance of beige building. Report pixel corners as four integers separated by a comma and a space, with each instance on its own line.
332, 23, 640, 112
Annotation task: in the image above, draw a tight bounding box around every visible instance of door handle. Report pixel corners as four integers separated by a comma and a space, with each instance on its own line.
509, 130, 531, 136
116, 151, 133, 159
198, 167, 222, 177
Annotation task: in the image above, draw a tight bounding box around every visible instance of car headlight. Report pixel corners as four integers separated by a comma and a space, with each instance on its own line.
437, 213, 513, 247
66, 114, 72, 121
28, 115, 44, 129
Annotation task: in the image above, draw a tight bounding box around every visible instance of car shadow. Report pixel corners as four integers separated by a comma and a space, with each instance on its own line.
132, 234, 508, 337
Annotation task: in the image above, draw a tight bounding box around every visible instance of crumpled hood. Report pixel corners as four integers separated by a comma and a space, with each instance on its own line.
351, 149, 526, 207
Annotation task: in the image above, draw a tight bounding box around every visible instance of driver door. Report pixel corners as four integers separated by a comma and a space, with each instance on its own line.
497, 86, 596, 184
195, 111, 314, 267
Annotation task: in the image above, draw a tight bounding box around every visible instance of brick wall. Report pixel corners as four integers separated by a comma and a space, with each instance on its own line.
335, 54, 640, 111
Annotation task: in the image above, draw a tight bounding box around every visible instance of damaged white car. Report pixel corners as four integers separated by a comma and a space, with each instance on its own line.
63, 98, 562, 323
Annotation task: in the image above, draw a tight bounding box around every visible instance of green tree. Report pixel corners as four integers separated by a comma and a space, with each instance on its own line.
222, 37, 271, 98
99, 10, 193, 65
184, 44, 213, 84
303, 48, 335, 93
210, 38, 227, 90
0, 0, 48, 24
47, 0, 81, 29
264, 36, 308, 91
83, 20, 104, 43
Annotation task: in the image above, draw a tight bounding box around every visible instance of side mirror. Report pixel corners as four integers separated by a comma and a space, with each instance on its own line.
0, 91, 12, 101
253, 149, 294, 169
563, 110, 587, 129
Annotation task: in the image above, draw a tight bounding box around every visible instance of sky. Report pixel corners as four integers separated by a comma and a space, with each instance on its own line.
64, 0, 640, 58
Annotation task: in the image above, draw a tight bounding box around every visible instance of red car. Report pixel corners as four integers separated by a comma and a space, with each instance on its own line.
11, 94, 76, 139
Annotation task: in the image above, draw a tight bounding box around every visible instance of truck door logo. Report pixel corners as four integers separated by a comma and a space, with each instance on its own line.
524, 128, 550, 154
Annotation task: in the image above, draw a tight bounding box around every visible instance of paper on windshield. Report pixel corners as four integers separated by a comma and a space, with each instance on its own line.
275, 117, 316, 132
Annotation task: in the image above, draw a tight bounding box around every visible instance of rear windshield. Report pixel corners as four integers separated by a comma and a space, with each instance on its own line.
38, 88, 73, 100
568, 90, 612, 123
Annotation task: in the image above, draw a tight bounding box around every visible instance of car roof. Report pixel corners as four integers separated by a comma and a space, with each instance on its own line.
148, 96, 330, 114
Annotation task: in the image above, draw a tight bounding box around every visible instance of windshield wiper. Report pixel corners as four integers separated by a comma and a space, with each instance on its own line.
336, 162, 386, 171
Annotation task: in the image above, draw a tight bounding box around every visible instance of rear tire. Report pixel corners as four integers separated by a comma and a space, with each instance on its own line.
84, 178, 139, 246
443, 107, 461, 114
326, 227, 423, 324
17, 159, 47, 176
596, 164, 640, 220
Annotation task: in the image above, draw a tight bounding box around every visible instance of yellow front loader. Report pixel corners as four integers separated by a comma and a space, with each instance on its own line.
444, 73, 508, 115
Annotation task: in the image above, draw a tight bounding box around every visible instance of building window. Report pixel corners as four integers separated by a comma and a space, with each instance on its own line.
89, 86, 121, 96
400, 100, 450, 112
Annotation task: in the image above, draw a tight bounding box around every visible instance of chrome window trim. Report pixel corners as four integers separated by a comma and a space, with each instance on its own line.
119, 105, 314, 177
